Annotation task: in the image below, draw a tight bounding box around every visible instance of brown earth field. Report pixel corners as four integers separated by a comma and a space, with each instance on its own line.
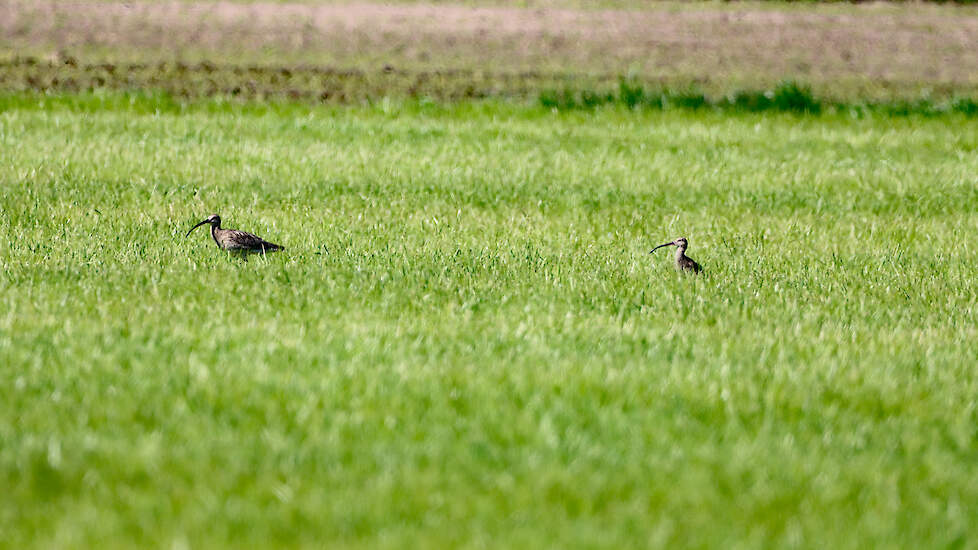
2, 0, 977, 102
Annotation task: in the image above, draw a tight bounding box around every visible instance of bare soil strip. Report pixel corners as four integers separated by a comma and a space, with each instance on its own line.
2, 0, 977, 99
0, 56, 622, 102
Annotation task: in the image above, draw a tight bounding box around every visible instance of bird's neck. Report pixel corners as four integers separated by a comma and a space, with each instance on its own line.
210, 224, 221, 245
675, 246, 687, 261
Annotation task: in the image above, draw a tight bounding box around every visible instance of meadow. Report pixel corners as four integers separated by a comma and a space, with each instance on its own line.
2, 91, 978, 548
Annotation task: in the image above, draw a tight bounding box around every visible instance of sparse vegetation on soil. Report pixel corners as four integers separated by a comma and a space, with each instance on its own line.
3, 0, 978, 101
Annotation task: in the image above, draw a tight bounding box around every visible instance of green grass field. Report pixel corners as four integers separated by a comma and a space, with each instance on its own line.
2, 92, 978, 548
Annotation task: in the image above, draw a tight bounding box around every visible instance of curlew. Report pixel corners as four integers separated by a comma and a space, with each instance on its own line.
650, 236, 702, 273
186, 214, 283, 258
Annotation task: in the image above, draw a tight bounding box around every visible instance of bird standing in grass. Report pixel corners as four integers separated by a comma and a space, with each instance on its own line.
186, 214, 283, 258
650, 236, 702, 273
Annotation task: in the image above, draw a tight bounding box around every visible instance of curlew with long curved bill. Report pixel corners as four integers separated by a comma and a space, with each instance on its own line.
650, 236, 702, 273
186, 214, 283, 258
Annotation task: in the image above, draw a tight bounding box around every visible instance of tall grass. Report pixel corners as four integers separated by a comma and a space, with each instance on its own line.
541, 79, 978, 117
1, 93, 977, 549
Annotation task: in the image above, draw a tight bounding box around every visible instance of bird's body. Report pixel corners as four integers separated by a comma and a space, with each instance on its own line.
187, 214, 283, 257
651, 237, 702, 273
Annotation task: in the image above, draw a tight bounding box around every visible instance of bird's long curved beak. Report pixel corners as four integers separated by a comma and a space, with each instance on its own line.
186, 220, 208, 237
649, 241, 676, 254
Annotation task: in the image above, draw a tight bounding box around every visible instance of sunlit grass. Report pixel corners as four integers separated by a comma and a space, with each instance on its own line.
1, 93, 977, 548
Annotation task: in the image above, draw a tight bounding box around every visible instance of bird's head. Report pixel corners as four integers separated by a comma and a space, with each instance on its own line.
650, 236, 688, 254
186, 214, 221, 237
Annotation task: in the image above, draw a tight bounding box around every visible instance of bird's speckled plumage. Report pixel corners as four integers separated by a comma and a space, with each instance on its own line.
650, 236, 702, 273
187, 214, 283, 256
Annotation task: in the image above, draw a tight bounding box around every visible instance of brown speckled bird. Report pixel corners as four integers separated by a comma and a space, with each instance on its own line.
186, 214, 283, 257
650, 236, 702, 273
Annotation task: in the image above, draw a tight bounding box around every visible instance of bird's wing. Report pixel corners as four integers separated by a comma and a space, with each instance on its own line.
225, 229, 274, 250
